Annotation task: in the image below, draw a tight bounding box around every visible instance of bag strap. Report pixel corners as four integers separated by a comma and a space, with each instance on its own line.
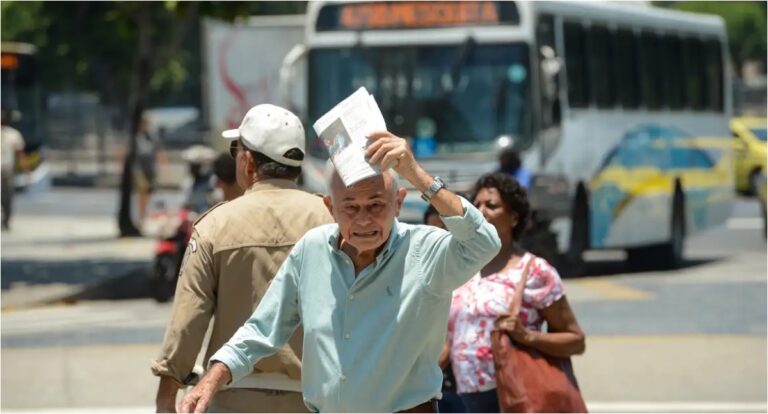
507, 254, 533, 317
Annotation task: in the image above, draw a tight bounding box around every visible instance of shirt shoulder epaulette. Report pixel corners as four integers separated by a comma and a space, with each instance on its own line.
193, 201, 228, 226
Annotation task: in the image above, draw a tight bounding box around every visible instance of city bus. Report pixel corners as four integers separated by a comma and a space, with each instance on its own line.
281, 1, 732, 272
1, 42, 47, 190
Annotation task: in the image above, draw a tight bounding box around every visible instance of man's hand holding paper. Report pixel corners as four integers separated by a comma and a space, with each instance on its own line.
312, 87, 388, 187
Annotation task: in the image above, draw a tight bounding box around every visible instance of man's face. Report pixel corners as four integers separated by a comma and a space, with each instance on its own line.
324, 172, 406, 255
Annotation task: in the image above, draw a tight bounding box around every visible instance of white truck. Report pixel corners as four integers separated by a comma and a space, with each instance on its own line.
202, 15, 305, 151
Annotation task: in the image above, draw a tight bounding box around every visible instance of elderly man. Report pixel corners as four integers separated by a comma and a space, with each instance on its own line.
180, 131, 501, 413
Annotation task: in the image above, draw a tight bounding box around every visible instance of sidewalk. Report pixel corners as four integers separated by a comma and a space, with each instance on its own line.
0, 186, 186, 309
1, 334, 765, 412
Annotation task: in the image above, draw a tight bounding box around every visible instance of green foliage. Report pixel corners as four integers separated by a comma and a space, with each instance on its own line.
661, 1, 767, 69
0, 1, 305, 110
1, 1, 49, 47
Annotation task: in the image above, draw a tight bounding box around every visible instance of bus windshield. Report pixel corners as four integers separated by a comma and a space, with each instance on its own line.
308, 43, 531, 158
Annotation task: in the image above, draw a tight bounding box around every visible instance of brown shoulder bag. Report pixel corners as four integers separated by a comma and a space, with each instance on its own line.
491, 259, 588, 413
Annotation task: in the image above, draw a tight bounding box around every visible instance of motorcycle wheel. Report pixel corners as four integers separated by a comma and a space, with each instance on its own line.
152, 253, 178, 303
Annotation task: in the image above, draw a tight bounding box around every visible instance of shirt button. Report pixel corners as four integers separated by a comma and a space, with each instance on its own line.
340, 374, 347, 381
345, 333, 351, 339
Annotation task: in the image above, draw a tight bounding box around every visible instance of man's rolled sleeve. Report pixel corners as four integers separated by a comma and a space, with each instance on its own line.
440, 197, 491, 240
209, 243, 303, 384
420, 196, 501, 295
151, 229, 217, 385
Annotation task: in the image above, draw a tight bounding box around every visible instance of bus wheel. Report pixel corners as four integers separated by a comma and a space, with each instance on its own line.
627, 189, 685, 270
522, 219, 559, 270
749, 169, 763, 197
561, 187, 589, 278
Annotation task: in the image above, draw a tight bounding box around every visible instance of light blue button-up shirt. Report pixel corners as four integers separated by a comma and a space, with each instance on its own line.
211, 197, 500, 412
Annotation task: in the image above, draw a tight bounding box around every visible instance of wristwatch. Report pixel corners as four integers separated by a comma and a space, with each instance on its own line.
421, 176, 446, 202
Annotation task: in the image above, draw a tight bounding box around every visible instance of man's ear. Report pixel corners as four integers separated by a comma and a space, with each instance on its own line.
244, 151, 256, 177
395, 187, 407, 215
323, 195, 334, 216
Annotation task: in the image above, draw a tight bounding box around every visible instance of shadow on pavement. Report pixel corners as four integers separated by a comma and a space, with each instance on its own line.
64, 267, 155, 301
1, 259, 156, 303
1, 259, 150, 289
581, 257, 722, 278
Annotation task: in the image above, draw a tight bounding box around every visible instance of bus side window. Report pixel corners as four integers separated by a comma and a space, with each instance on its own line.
564, 21, 590, 109
614, 28, 639, 109
537, 14, 561, 127
639, 31, 662, 110
705, 39, 724, 112
588, 24, 616, 109
683, 37, 706, 111
663, 35, 686, 110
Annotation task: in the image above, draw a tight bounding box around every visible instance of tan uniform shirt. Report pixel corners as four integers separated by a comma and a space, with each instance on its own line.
151, 179, 333, 390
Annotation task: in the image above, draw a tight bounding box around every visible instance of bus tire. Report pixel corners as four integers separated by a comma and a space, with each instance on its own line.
627, 186, 686, 270
749, 168, 763, 197
561, 185, 589, 278
522, 218, 559, 270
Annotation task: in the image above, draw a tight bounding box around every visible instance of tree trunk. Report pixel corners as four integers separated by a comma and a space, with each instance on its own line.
118, 6, 153, 237
117, 2, 201, 237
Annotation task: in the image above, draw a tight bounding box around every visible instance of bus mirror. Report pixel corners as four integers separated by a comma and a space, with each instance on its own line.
539, 45, 561, 103
279, 44, 308, 119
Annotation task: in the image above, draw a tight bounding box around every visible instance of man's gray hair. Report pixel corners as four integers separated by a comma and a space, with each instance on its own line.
324, 160, 400, 198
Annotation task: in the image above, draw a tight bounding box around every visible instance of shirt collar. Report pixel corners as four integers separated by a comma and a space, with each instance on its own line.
244, 179, 298, 194
328, 219, 403, 264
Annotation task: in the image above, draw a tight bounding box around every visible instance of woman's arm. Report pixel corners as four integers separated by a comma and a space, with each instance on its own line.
438, 340, 450, 370
503, 296, 585, 358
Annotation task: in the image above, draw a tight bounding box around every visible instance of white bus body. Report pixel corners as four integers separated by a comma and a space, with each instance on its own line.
284, 1, 733, 270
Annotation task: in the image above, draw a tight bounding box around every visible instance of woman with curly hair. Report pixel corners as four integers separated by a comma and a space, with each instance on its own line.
442, 172, 586, 412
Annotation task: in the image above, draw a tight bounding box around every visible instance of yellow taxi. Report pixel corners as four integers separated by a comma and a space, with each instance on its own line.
731, 117, 767, 195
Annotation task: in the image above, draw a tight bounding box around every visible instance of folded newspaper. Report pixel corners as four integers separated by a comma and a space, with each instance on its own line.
313, 87, 387, 187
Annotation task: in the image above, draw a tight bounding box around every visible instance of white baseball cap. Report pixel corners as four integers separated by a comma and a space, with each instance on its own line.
221, 104, 305, 167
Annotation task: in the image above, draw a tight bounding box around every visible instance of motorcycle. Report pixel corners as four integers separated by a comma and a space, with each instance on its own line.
150, 206, 197, 302
149, 145, 217, 302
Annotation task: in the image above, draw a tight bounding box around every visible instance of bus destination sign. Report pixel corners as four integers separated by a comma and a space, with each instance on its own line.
316, 1, 519, 31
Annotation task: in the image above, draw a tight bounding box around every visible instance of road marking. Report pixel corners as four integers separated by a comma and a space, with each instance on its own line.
727, 217, 763, 230
569, 279, 654, 301
587, 401, 767, 413
1, 304, 169, 335
3, 408, 153, 413
3, 402, 766, 413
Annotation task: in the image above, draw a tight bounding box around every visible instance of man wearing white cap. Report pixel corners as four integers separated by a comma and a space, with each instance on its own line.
152, 104, 333, 412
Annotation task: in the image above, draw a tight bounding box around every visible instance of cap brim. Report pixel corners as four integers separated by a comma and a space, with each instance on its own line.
221, 129, 240, 140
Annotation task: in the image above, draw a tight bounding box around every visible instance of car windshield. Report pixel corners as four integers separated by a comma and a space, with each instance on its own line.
308, 43, 531, 158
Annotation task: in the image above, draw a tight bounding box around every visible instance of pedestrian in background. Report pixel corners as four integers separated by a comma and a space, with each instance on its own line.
211, 151, 243, 203
151, 104, 333, 413
444, 172, 585, 412
498, 147, 532, 189
1, 108, 27, 231
134, 113, 168, 226
179, 130, 501, 413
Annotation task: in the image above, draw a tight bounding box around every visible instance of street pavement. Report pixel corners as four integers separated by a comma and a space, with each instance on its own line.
1, 188, 766, 412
